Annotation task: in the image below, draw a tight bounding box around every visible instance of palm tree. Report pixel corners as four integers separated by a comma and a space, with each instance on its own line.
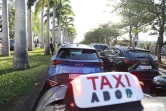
2, 0, 10, 56
44, 0, 51, 55
27, 0, 37, 51
35, 0, 48, 49
56, 0, 74, 44
61, 16, 75, 43
13, 0, 30, 70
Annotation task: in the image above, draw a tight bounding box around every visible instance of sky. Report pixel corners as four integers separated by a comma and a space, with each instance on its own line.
70, 0, 122, 43
70, 0, 161, 43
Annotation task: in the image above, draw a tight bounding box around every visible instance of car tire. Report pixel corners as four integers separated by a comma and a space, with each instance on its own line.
150, 86, 159, 96
107, 65, 117, 72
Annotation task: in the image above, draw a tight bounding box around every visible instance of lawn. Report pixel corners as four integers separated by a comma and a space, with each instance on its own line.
0, 48, 52, 111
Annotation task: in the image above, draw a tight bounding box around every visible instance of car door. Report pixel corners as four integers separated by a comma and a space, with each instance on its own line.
101, 48, 117, 71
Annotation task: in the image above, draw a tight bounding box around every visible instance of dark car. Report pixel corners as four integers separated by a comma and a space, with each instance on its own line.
150, 74, 166, 95
47, 44, 104, 87
34, 72, 166, 111
100, 46, 159, 72
10, 39, 14, 50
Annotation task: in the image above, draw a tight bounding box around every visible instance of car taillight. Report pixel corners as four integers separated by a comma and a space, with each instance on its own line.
123, 59, 129, 63
49, 80, 58, 87
94, 62, 103, 67
131, 74, 141, 89
52, 60, 63, 65
74, 77, 81, 96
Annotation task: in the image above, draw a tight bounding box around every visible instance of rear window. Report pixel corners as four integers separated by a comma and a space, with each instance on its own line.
57, 48, 99, 60
94, 45, 108, 51
126, 50, 154, 59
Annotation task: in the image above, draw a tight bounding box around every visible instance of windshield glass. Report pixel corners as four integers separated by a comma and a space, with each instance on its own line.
94, 45, 108, 51
57, 48, 99, 60
126, 51, 154, 59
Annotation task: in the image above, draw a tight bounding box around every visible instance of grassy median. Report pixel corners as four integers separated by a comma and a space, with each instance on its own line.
0, 48, 52, 111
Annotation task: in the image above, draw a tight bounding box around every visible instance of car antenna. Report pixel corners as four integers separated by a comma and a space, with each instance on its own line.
77, 44, 79, 47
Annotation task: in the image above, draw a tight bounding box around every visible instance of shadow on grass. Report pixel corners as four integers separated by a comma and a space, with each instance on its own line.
0, 63, 49, 76
0, 68, 15, 76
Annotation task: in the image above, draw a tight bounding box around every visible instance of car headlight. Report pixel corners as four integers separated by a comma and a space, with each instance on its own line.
153, 77, 160, 84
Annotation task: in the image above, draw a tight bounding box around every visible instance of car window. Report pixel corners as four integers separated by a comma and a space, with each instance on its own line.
126, 50, 154, 59
57, 48, 99, 60
93, 45, 108, 51
104, 48, 116, 55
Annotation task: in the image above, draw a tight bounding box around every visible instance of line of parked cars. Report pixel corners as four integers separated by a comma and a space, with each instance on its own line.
34, 43, 166, 111
45, 43, 166, 95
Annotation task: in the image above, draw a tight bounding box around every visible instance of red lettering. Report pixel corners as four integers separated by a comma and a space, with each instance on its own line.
113, 75, 125, 88
125, 75, 131, 87
87, 76, 98, 90
100, 76, 112, 89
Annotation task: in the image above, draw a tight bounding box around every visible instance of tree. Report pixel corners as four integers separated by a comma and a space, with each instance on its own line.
27, 0, 37, 51
35, 0, 48, 49
112, 0, 151, 47
56, 0, 74, 44
44, 0, 51, 55
8, 0, 15, 39
13, 0, 30, 70
80, 23, 120, 44
147, 0, 166, 62
2, 0, 10, 56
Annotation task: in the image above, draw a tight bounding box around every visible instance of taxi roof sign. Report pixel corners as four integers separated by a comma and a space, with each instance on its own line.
71, 72, 144, 108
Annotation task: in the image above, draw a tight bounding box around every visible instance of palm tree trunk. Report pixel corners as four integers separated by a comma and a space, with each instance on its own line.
44, 3, 50, 55
40, 10, 44, 48
62, 24, 65, 43
13, 0, 30, 70
28, 7, 33, 51
2, 0, 10, 56
58, 17, 61, 44
66, 29, 68, 42
52, 5, 56, 48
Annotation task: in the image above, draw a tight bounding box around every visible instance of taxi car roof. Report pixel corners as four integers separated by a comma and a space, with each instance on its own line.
60, 44, 96, 50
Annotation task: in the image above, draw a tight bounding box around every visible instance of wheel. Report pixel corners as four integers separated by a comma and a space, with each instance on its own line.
107, 65, 117, 72
150, 86, 159, 96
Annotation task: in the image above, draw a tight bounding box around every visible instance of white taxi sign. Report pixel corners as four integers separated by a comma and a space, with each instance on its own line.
71, 72, 144, 108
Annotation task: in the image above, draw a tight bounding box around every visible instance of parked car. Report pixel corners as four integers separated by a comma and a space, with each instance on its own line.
34, 72, 166, 111
150, 74, 166, 95
100, 46, 159, 72
10, 39, 14, 50
47, 44, 104, 88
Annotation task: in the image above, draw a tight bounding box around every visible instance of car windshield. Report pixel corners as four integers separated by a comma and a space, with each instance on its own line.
93, 45, 108, 51
126, 51, 154, 59
57, 48, 99, 60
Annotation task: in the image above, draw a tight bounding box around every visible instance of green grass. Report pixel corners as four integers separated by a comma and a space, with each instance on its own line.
0, 48, 52, 111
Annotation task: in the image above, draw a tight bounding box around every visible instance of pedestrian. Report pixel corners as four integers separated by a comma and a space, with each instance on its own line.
50, 41, 54, 55
147, 45, 149, 50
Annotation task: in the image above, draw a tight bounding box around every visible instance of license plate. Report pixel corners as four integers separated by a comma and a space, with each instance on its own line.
140, 65, 152, 70
69, 74, 80, 79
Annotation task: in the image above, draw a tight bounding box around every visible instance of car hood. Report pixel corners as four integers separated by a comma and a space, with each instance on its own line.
35, 85, 67, 111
